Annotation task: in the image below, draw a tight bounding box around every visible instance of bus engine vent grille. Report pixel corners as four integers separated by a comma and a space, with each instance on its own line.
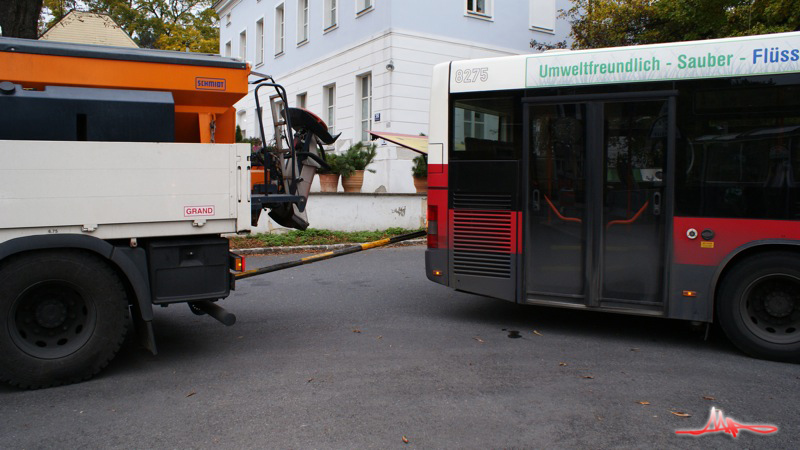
452, 193, 512, 210
452, 210, 513, 279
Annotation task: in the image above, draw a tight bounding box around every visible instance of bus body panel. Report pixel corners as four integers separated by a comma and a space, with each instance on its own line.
427, 32, 800, 338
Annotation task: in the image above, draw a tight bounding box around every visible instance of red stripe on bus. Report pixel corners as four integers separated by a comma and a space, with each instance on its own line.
673, 217, 800, 266
428, 164, 448, 188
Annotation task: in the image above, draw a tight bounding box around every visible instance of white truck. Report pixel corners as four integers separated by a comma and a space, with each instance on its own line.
0, 37, 326, 388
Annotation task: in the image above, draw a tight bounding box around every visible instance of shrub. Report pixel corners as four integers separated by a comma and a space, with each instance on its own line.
318, 152, 343, 175
339, 142, 377, 178
412, 154, 427, 178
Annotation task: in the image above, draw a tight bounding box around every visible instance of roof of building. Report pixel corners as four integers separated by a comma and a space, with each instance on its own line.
39, 11, 138, 48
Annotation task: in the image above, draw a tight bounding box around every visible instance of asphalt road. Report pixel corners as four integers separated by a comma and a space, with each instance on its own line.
1, 246, 798, 448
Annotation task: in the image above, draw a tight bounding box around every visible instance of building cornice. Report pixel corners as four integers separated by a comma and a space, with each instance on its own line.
268, 28, 523, 80
213, 0, 243, 15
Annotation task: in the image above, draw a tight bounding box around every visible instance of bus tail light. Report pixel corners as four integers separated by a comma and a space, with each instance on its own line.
427, 205, 438, 248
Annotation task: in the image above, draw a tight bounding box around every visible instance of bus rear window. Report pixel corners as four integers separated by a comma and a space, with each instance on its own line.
451, 95, 521, 160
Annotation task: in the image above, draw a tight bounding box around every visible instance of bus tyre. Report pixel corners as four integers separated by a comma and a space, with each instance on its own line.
717, 252, 800, 363
0, 250, 129, 389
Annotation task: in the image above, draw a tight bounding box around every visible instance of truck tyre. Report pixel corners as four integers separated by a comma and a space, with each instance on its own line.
717, 252, 800, 363
0, 250, 129, 388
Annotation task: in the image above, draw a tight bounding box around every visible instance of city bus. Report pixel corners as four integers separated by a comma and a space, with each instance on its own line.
424, 31, 800, 362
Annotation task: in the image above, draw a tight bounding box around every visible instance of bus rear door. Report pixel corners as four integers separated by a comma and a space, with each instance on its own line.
524, 93, 675, 313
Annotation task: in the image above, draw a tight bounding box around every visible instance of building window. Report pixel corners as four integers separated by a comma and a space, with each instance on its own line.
356, 0, 372, 15
275, 3, 285, 56
224, 41, 232, 57
324, 84, 336, 135
530, 0, 556, 32
358, 73, 372, 142
239, 30, 247, 60
324, 0, 337, 31
296, 92, 307, 109
237, 110, 247, 137
297, 0, 309, 44
255, 18, 264, 65
466, 0, 492, 18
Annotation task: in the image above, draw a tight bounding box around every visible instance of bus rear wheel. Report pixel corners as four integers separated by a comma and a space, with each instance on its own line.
0, 250, 129, 389
717, 252, 800, 363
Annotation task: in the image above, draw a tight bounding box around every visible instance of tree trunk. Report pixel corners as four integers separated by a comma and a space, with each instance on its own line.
0, 0, 44, 39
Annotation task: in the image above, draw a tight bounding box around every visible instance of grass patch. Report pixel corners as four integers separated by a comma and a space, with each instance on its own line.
230, 227, 424, 249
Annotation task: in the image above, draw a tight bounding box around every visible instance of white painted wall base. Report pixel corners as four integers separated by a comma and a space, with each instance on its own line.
253, 192, 427, 233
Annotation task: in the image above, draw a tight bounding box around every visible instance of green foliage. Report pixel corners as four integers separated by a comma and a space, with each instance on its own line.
229, 227, 424, 248
318, 152, 345, 175
235, 125, 244, 143
338, 142, 377, 178
81, 0, 219, 53
412, 154, 427, 178
541, 0, 800, 50
41, 0, 77, 30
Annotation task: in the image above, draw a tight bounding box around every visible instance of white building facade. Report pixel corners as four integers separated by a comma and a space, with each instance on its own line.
215, 0, 571, 194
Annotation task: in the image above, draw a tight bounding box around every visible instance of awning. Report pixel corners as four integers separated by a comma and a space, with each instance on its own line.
369, 131, 428, 155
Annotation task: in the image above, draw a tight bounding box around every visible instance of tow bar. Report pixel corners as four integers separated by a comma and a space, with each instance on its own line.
235, 229, 426, 280
193, 230, 425, 327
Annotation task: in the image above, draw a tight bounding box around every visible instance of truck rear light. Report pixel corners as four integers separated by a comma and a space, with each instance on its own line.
427, 205, 438, 248
229, 253, 245, 272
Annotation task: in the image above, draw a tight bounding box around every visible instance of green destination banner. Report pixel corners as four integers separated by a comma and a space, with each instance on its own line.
526, 32, 800, 88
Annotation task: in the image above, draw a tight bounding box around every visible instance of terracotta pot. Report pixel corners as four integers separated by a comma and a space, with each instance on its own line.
413, 176, 427, 193
318, 173, 339, 192
341, 170, 365, 193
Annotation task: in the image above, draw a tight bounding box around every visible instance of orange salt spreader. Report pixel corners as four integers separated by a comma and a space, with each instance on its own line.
0, 37, 249, 144
0, 37, 332, 230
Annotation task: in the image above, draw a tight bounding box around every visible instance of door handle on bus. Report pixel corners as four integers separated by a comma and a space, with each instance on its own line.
532, 189, 540, 211
606, 201, 649, 229
653, 192, 662, 216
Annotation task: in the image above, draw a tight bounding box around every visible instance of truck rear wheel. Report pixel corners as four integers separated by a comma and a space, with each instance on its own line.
0, 250, 129, 388
717, 252, 800, 363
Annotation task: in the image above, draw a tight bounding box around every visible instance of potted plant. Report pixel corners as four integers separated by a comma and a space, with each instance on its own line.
412, 153, 427, 193
340, 142, 377, 192
317, 152, 341, 192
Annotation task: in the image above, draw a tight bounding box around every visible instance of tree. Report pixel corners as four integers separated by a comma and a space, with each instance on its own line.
0, 0, 44, 38
41, 0, 79, 30
85, 0, 219, 52
534, 0, 800, 50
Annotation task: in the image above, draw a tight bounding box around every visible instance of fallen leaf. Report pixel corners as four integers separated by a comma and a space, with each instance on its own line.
377, 335, 383, 340
559, 362, 568, 366
402, 436, 409, 444
670, 411, 691, 418
186, 392, 196, 398
637, 401, 650, 405
473, 337, 485, 343
702, 396, 715, 401
532, 330, 543, 336
352, 329, 362, 333
307, 378, 314, 383
630, 348, 640, 352
582, 375, 594, 379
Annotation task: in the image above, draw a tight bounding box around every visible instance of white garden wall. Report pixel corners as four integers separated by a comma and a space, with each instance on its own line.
253, 192, 427, 233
